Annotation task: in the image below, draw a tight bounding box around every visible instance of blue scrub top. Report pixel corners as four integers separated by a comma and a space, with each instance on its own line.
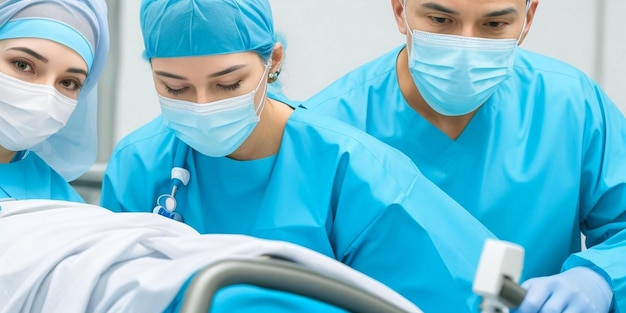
0, 151, 83, 201
304, 45, 626, 310
102, 105, 496, 312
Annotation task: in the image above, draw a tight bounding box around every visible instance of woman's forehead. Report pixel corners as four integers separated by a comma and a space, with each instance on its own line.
151, 51, 262, 71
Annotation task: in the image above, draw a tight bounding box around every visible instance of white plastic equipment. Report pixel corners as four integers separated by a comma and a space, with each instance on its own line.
473, 239, 527, 313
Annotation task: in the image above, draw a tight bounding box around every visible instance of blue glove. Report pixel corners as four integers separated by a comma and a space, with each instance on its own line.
512, 266, 613, 313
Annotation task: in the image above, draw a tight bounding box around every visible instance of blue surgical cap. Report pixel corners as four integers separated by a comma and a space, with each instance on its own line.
140, 0, 275, 60
0, 18, 94, 71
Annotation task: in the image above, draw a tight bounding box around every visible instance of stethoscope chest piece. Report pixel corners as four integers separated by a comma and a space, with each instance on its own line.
153, 193, 184, 222
153, 165, 190, 223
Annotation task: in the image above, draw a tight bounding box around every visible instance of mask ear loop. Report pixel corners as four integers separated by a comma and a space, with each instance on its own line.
253, 64, 272, 116
516, 1, 533, 44
402, 0, 412, 34
401, 0, 416, 59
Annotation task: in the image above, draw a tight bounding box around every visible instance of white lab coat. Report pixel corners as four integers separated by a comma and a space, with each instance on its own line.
0, 199, 421, 313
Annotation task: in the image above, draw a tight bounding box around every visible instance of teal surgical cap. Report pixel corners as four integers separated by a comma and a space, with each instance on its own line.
140, 0, 275, 60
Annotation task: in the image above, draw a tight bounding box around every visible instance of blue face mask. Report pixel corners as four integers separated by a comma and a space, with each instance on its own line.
159, 66, 269, 157
404, 5, 528, 116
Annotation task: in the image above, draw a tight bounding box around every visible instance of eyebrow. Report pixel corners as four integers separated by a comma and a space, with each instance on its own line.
67, 68, 88, 77
207, 64, 246, 78
421, 2, 459, 15
484, 7, 518, 17
154, 64, 247, 81
421, 2, 519, 17
8, 47, 48, 63
154, 70, 187, 80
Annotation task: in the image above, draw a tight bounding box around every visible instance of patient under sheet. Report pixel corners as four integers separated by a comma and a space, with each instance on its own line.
0, 200, 421, 313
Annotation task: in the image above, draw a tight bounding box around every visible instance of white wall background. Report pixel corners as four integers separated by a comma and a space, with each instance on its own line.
103, 0, 626, 154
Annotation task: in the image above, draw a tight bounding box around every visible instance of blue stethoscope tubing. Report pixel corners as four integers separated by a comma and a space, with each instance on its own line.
152, 140, 190, 222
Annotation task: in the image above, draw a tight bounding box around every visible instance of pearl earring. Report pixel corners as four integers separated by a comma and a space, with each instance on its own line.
268, 70, 281, 83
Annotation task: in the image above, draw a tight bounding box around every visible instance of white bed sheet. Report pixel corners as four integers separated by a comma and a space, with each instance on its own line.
0, 199, 422, 313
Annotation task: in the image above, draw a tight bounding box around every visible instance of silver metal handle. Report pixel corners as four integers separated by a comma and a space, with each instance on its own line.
180, 256, 411, 313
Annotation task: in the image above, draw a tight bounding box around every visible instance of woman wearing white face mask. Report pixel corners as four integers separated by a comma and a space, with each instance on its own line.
100, 0, 500, 312
0, 0, 109, 201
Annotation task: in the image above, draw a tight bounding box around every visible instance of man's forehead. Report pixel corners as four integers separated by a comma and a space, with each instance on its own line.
407, 0, 528, 13
408, 0, 528, 6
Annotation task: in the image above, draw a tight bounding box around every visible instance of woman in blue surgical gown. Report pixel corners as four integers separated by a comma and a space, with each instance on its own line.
0, 0, 108, 201
100, 0, 497, 312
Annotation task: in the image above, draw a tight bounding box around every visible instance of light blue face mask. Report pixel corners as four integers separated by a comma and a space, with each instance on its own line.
404, 3, 529, 116
159, 65, 269, 157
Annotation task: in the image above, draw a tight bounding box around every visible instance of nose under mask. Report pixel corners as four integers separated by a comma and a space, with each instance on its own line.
403, 3, 529, 116
159, 65, 270, 157
0, 72, 77, 151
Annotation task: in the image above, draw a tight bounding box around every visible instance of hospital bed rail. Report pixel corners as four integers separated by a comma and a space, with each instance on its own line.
180, 255, 415, 313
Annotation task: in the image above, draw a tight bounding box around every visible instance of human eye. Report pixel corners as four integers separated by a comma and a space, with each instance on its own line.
484, 21, 507, 29
60, 79, 83, 92
217, 80, 241, 92
12, 60, 34, 73
428, 15, 452, 25
165, 85, 188, 96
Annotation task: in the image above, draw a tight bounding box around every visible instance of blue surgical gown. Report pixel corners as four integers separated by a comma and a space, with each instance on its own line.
101, 106, 497, 312
0, 151, 83, 201
304, 45, 626, 310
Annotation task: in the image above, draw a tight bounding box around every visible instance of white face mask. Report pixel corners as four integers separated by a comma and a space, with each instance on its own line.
159, 65, 269, 157
0, 72, 78, 151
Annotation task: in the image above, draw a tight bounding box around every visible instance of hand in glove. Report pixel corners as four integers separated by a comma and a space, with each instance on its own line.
512, 266, 613, 313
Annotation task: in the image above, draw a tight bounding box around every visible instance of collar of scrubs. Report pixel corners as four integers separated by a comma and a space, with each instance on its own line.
0, 151, 26, 201
10, 150, 27, 162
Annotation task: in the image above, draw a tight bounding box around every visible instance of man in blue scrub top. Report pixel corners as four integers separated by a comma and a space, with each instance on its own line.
304, 0, 626, 312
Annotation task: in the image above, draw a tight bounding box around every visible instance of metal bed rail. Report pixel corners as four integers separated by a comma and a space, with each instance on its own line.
180, 256, 416, 313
